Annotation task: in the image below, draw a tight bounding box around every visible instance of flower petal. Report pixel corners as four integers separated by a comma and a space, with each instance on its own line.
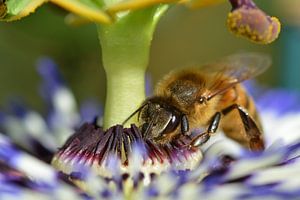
37, 58, 80, 145
0, 0, 47, 22
106, 0, 177, 14
50, 0, 111, 24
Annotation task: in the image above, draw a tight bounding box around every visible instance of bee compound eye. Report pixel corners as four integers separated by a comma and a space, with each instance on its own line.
160, 114, 180, 136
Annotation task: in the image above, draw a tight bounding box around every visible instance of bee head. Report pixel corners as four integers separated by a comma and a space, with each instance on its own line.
139, 97, 182, 143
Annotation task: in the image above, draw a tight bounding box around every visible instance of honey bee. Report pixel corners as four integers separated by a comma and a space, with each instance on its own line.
123, 53, 271, 151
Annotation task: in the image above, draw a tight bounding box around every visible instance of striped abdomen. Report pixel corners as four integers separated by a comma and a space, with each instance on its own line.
218, 84, 264, 148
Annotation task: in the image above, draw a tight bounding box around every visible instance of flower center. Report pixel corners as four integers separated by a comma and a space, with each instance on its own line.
51, 123, 203, 181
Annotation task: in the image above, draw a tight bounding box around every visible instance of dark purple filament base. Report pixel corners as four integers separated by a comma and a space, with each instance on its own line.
55, 123, 199, 167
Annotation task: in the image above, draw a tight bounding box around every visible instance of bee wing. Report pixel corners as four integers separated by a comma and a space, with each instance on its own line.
199, 52, 272, 100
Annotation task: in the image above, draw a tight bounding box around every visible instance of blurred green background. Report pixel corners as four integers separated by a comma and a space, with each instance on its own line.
0, 0, 299, 110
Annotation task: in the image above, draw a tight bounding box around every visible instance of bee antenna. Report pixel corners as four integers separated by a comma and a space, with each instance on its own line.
122, 103, 148, 125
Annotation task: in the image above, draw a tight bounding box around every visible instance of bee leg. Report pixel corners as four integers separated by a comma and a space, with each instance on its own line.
181, 115, 189, 135
190, 112, 221, 147
207, 112, 221, 134
222, 104, 264, 151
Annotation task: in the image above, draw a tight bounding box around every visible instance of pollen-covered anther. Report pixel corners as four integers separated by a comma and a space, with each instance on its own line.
51, 123, 202, 180
227, 0, 281, 44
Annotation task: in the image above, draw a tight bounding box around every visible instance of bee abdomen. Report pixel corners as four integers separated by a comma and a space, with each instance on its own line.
219, 85, 263, 148
220, 85, 258, 119
234, 86, 262, 129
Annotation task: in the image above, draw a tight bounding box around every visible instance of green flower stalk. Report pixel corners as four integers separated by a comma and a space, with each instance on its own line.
0, 0, 281, 129
97, 6, 168, 128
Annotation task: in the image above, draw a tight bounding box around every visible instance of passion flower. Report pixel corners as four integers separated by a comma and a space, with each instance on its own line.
1, 60, 300, 199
